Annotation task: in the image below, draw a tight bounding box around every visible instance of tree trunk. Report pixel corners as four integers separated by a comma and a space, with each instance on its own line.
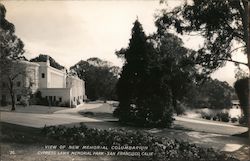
247, 2, 250, 140
10, 93, 15, 111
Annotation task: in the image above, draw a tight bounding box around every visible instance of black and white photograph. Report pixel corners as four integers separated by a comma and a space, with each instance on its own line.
0, 0, 249, 161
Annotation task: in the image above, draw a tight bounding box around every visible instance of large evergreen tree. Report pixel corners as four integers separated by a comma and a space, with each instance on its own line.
115, 20, 173, 127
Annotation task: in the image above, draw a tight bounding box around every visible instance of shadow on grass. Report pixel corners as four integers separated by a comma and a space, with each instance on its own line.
0, 122, 57, 145
232, 131, 249, 138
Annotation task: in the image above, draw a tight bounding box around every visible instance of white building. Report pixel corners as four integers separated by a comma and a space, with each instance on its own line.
0, 58, 87, 107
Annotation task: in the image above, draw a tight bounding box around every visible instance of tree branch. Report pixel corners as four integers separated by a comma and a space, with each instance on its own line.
220, 58, 248, 66
229, 46, 246, 54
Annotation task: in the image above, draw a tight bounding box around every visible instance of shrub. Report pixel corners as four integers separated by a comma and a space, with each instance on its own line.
231, 117, 238, 123
239, 116, 247, 125
115, 103, 174, 128
41, 124, 239, 161
212, 116, 218, 121
174, 103, 186, 116
19, 97, 29, 107
59, 101, 70, 107
29, 91, 49, 106
218, 112, 230, 122
201, 112, 212, 120
205, 115, 211, 120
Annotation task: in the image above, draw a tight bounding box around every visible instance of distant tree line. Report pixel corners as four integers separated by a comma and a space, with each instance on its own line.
70, 57, 120, 101
184, 78, 234, 109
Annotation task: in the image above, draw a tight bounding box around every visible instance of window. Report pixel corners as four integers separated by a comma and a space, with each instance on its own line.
2, 82, 6, 88
59, 97, 62, 102
74, 97, 75, 101
42, 73, 45, 78
53, 96, 56, 101
17, 81, 21, 87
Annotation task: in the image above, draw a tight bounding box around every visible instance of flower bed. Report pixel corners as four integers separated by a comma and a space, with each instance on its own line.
42, 124, 239, 161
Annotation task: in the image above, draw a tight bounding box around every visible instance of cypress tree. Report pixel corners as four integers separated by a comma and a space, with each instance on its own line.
114, 20, 173, 127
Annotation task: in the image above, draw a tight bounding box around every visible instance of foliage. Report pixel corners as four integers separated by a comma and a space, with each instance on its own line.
0, 3, 25, 61
42, 124, 239, 161
156, 0, 248, 74
201, 112, 212, 120
184, 78, 233, 109
234, 78, 248, 121
157, 0, 249, 135
30, 54, 65, 70
115, 19, 174, 127
29, 91, 49, 106
231, 117, 238, 123
201, 111, 231, 123
149, 32, 198, 115
0, 3, 14, 32
70, 57, 119, 101
0, 3, 26, 110
218, 112, 230, 122
239, 116, 247, 125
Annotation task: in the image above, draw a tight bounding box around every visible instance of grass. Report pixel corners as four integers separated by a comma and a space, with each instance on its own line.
0, 122, 54, 144
0, 122, 129, 161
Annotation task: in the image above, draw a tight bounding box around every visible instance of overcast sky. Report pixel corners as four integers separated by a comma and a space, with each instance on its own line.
2, 0, 248, 86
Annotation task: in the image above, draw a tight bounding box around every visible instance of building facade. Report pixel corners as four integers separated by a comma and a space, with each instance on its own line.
0, 59, 86, 107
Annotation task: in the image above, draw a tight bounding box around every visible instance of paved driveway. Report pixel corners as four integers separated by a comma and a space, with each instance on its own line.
0, 103, 104, 128
0, 103, 249, 157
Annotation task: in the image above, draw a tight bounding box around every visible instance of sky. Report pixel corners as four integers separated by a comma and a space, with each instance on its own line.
1, 0, 248, 86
